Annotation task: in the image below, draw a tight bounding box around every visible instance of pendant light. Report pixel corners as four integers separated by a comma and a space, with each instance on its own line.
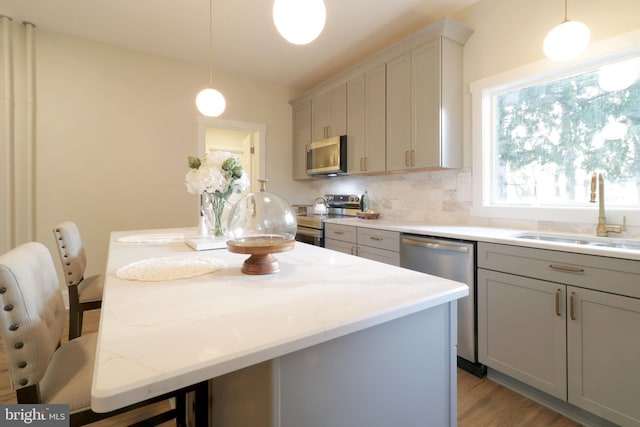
273, 0, 326, 45
543, 0, 590, 61
196, 0, 226, 117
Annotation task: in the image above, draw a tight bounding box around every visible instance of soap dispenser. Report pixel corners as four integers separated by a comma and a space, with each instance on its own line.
362, 190, 370, 212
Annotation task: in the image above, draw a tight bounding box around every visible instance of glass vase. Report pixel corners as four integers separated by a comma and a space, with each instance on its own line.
204, 192, 229, 237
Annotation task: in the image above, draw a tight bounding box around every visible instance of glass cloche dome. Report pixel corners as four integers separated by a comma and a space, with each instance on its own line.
226, 180, 297, 274
227, 180, 297, 240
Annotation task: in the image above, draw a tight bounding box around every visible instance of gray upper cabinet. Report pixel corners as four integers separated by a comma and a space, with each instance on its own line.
347, 62, 386, 174
312, 83, 347, 141
290, 17, 472, 179
387, 36, 465, 171
292, 98, 312, 180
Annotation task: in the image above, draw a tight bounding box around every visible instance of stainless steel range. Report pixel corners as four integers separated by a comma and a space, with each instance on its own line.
295, 194, 362, 247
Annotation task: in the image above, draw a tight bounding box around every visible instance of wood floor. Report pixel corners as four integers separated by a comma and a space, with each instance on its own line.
0, 309, 582, 426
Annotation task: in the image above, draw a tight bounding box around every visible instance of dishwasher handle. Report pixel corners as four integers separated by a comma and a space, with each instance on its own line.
401, 236, 469, 253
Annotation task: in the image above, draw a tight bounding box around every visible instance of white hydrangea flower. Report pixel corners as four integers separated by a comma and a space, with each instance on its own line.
185, 150, 250, 197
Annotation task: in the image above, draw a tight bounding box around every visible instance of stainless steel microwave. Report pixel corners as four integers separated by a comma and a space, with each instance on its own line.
306, 135, 347, 176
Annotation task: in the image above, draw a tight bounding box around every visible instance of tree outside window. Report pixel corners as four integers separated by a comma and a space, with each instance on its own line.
493, 56, 639, 207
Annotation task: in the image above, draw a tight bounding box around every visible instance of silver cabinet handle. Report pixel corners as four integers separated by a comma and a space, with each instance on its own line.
401, 237, 469, 253
333, 231, 344, 235
549, 264, 585, 273
369, 236, 383, 241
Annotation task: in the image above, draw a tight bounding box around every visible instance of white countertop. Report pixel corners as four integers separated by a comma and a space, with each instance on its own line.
91, 228, 468, 412
324, 218, 640, 261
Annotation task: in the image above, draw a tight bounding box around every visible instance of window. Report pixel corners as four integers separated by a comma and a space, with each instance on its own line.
472, 40, 640, 225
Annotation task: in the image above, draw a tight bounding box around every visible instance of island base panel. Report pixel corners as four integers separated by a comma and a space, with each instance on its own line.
277, 303, 457, 427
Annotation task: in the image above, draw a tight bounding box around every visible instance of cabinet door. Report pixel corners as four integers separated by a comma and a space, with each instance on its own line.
347, 64, 387, 175
478, 269, 567, 400
386, 52, 412, 171
364, 63, 386, 173
327, 84, 347, 137
412, 39, 440, 168
312, 84, 346, 141
346, 74, 365, 174
292, 100, 312, 180
567, 287, 640, 426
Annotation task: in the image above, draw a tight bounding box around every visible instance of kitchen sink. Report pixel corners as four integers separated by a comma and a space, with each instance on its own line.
512, 232, 640, 251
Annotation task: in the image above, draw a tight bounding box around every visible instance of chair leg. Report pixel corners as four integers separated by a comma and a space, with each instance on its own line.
68, 285, 81, 340
194, 381, 209, 427
69, 309, 80, 340
175, 392, 187, 427
77, 309, 84, 337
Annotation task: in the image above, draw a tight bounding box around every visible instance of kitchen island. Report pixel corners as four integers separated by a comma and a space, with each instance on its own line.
92, 228, 468, 426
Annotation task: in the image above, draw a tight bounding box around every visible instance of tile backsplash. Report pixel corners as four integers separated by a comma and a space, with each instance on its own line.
299, 168, 640, 239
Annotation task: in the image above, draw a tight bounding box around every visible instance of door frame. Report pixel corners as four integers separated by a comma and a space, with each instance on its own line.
197, 116, 267, 193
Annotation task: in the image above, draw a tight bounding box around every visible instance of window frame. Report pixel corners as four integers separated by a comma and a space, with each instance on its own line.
470, 30, 640, 227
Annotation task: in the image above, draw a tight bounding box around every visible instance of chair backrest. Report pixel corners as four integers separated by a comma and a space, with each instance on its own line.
52, 221, 87, 287
0, 242, 65, 391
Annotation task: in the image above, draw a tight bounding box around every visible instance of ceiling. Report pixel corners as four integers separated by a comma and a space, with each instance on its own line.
0, 0, 479, 91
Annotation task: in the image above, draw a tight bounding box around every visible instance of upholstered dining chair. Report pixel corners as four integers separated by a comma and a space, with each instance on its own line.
0, 242, 190, 426
52, 221, 103, 340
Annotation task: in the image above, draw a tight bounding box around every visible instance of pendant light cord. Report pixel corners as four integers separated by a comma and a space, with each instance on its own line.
208, 0, 213, 86
563, 0, 568, 23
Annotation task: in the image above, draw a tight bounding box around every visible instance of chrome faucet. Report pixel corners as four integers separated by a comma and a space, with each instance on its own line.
590, 173, 627, 237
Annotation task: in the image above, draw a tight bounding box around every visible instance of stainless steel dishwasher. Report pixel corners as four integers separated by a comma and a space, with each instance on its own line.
400, 234, 486, 376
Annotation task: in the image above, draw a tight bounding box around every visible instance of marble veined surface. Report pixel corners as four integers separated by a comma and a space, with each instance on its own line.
91, 228, 468, 412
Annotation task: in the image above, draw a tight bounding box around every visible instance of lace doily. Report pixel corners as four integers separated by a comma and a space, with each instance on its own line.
116, 233, 184, 243
116, 255, 226, 281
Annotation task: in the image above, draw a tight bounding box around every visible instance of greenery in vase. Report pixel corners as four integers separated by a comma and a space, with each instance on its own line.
185, 151, 250, 236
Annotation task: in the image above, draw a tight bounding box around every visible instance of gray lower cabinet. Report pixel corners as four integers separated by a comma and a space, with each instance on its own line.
325, 223, 399, 266
478, 242, 640, 427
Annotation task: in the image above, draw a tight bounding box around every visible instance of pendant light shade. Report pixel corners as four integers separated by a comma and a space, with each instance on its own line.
273, 0, 326, 45
543, 0, 590, 61
598, 60, 638, 92
196, 0, 226, 117
196, 88, 226, 117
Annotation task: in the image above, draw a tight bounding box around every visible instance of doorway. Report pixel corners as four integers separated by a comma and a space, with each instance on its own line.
197, 117, 266, 197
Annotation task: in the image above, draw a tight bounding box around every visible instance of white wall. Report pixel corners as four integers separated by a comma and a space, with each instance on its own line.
299, 0, 640, 238
34, 30, 307, 278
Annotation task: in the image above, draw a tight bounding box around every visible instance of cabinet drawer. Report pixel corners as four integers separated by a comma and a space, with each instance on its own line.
325, 223, 357, 243
357, 228, 399, 252
325, 239, 355, 256
478, 242, 640, 299
357, 245, 400, 266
